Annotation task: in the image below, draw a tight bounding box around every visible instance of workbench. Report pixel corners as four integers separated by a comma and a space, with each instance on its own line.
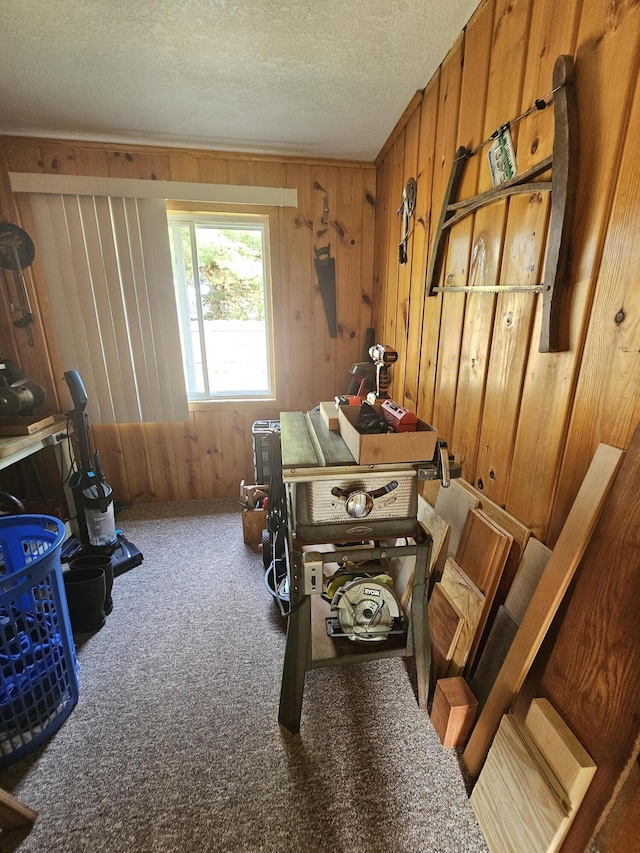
277, 410, 435, 733
0, 416, 68, 472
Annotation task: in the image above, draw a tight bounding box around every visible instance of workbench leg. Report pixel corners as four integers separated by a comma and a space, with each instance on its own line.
278, 593, 311, 734
411, 538, 432, 709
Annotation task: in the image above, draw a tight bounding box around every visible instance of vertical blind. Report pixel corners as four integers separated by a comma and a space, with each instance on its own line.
30, 193, 189, 424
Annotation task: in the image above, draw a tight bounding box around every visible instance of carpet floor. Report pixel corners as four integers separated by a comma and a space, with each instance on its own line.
0, 500, 487, 853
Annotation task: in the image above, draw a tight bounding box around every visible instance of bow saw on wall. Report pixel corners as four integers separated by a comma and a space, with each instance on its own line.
425, 54, 577, 353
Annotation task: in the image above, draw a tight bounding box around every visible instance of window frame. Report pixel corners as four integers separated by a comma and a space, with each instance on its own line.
167, 209, 277, 406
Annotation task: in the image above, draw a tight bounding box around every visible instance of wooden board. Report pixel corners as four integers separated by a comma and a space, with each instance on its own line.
457, 478, 531, 603
469, 604, 519, 712
440, 558, 485, 675
0, 414, 55, 435
435, 479, 480, 556
504, 537, 551, 624
398, 493, 451, 610
463, 442, 624, 779
455, 506, 505, 591
471, 714, 569, 853
525, 698, 596, 810
0, 787, 37, 829
429, 582, 464, 682
462, 511, 513, 674
431, 676, 478, 748
530, 425, 640, 852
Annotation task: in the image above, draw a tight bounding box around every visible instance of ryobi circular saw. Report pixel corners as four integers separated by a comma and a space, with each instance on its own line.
326, 570, 406, 642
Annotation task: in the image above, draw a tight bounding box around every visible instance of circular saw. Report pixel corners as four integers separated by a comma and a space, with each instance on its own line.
330, 576, 405, 642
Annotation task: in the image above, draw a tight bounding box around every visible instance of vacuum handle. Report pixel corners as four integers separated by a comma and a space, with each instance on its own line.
64, 369, 88, 411
64, 369, 93, 473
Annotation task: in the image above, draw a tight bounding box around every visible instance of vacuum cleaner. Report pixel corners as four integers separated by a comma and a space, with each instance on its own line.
62, 369, 143, 576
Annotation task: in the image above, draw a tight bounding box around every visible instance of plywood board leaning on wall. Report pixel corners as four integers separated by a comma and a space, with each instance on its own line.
439, 558, 484, 675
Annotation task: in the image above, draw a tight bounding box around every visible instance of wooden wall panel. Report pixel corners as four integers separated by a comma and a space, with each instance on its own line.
433, 10, 492, 442
404, 76, 440, 412
416, 34, 465, 425
393, 107, 421, 401
0, 139, 375, 501
373, 0, 640, 550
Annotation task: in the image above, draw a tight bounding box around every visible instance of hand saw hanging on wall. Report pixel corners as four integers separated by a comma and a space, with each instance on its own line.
313, 243, 337, 338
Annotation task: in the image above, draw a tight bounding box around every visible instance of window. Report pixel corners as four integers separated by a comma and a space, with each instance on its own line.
167, 212, 275, 401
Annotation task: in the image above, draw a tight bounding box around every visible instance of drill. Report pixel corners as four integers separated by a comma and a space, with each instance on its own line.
367, 344, 398, 403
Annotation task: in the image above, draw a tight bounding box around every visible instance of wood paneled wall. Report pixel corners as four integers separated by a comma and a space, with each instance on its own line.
0, 141, 375, 501
373, 0, 640, 545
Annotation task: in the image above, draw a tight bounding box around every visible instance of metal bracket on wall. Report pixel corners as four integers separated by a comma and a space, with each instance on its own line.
425, 54, 578, 353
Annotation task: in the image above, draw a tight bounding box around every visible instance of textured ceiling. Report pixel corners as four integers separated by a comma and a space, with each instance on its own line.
0, 0, 479, 161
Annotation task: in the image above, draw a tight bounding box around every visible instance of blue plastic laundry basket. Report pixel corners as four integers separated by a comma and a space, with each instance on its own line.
0, 514, 79, 767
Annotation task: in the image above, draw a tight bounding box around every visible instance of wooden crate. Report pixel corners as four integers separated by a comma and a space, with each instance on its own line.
241, 509, 267, 548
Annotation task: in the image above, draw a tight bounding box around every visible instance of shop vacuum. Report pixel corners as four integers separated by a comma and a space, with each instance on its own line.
61, 370, 143, 576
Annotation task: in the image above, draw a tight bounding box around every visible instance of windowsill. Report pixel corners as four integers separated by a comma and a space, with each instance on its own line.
188, 396, 282, 412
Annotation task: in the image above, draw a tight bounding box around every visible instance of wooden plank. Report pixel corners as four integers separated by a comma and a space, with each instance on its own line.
525, 698, 596, 809
450, 0, 530, 485
457, 477, 531, 605
549, 2, 640, 545
429, 582, 464, 682
416, 34, 464, 425
455, 506, 504, 591
398, 493, 451, 611
464, 511, 513, 674
469, 604, 519, 712
431, 0, 495, 435
434, 479, 480, 555
532, 425, 640, 852
514, 0, 640, 545
0, 787, 36, 829
279, 411, 318, 468
440, 558, 485, 675
393, 107, 421, 404
504, 537, 551, 624
381, 132, 406, 351
471, 714, 569, 853
463, 442, 624, 779
283, 163, 315, 413
404, 75, 440, 412
311, 164, 338, 401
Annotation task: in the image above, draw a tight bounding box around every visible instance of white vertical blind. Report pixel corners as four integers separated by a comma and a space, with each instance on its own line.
30, 193, 189, 424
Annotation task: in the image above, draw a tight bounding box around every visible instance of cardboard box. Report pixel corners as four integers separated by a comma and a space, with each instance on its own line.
319, 401, 340, 431
338, 405, 438, 464
241, 508, 267, 548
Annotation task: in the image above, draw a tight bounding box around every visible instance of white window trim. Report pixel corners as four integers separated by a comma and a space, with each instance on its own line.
168, 211, 277, 404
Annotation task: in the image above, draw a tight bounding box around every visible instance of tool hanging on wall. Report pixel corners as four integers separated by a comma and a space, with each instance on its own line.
397, 177, 417, 264
425, 54, 577, 352
313, 243, 337, 338
0, 223, 37, 346
313, 181, 330, 237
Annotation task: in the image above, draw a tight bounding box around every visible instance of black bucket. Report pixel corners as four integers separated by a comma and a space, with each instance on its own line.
69, 554, 113, 615
63, 567, 106, 633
